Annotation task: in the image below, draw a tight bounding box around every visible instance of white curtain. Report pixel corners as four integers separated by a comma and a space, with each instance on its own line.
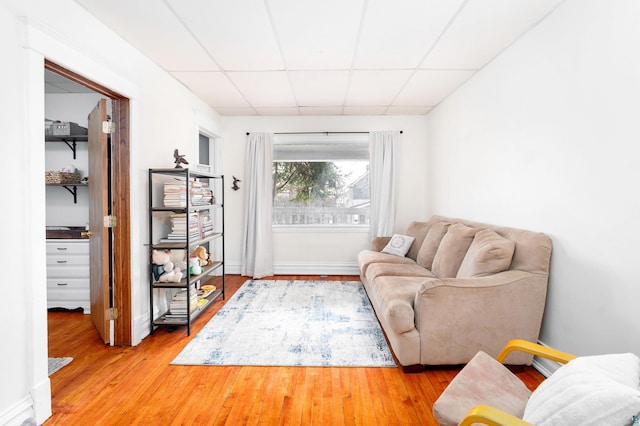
369, 131, 400, 241
240, 133, 274, 278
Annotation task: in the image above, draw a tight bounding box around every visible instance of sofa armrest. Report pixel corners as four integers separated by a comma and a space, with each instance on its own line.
414, 270, 549, 365
371, 236, 391, 252
460, 405, 533, 426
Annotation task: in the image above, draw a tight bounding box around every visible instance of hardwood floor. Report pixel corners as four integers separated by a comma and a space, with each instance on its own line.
45, 275, 544, 425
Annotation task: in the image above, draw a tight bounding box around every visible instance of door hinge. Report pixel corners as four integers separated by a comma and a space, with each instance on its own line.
104, 215, 117, 228
102, 118, 115, 134
109, 307, 119, 320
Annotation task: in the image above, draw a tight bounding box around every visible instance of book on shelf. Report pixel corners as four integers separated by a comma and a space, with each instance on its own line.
169, 288, 198, 315
159, 210, 215, 243
163, 178, 214, 208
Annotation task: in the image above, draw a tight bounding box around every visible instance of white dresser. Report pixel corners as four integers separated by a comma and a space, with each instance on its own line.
46, 239, 91, 314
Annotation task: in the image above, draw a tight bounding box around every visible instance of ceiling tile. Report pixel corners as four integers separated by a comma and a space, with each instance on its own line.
214, 108, 259, 116
166, 0, 284, 71
421, 0, 564, 69
354, 0, 465, 69
393, 70, 476, 107
268, 0, 365, 69
289, 71, 349, 107
345, 70, 413, 106
228, 72, 296, 108
75, 0, 219, 71
299, 107, 344, 115
256, 107, 300, 116
343, 107, 388, 115
386, 106, 433, 115
171, 72, 250, 108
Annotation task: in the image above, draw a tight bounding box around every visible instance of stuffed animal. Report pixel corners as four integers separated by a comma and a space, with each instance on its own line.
151, 249, 183, 282
189, 257, 202, 275
193, 246, 211, 267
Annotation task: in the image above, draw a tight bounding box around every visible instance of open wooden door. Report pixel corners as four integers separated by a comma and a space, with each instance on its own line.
88, 99, 111, 344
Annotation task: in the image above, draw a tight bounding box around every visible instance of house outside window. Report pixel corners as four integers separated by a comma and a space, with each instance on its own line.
272, 133, 369, 227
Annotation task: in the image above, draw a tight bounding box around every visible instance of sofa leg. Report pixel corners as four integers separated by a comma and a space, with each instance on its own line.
401, 364, 425, 374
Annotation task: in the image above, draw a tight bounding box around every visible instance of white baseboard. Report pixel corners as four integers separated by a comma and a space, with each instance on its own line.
532, 339, 563, 378
0, 394, 37, 426
225, 261, 359, 276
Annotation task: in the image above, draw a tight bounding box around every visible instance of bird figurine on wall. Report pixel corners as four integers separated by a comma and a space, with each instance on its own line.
232, 176, 241, 191
173, 149, 189, 168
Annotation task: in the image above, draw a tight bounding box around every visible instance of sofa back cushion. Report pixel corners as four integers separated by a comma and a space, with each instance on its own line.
431, 223, 479, 278
429, 215, 552, 275
416, 222, 450, 270
457, 229, 515, 278
404, 221, 431, 261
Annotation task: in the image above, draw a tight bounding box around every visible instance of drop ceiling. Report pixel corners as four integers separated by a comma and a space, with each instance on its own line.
70, 0, 565, 116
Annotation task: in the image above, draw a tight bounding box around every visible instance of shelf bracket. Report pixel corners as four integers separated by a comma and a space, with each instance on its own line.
62, 139, 78, 159
62, 185, 78, 203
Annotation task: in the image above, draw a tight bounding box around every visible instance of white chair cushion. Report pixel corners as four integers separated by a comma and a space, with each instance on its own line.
523, 353, 640, 426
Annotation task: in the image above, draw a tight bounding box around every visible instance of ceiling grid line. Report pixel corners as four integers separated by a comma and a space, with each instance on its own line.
62, 0, 567, 116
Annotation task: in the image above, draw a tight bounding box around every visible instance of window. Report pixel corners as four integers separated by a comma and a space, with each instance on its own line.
272, 133, 369, 226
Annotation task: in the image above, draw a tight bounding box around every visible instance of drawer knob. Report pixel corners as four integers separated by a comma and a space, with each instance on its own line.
56, 260, 67, 264
57, 282, 68, 286
56, 247, 67, 251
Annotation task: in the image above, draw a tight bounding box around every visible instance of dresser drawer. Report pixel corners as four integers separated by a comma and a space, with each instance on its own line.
47, 288, 89, 302
46, 264, 89, 278
47, 254, 89, 267
46, 240, 89, 255
47, 277, 89, 291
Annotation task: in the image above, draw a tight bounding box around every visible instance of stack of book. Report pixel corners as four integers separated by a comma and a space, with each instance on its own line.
165, 288, 198, 319
160, 212, 199, 243
198, 210, 215, 239
163, 182, 187, 208
190, 180, 213, 206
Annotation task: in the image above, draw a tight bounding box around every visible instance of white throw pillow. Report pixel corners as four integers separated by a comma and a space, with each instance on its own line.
381, 234, 415, 257
523, 353, 640, 426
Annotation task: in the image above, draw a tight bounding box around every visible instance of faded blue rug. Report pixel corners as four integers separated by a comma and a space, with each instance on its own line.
171, 280, 396, 367
48, 357, 73, 375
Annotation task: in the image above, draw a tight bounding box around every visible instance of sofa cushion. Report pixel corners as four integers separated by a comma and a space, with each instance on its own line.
523, 353, 640, 426
368, 276, 424, 335
365, 262, 436, 283
431, 223, 479, 278
381, 234, 415, 257
457, 229, 515, 278
357, 250, 415, 276
433, 350, 532, 426
416, 221, 450, 270
404, 221, 431, 261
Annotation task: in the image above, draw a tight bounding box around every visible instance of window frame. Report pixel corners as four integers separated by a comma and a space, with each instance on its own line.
272, 133, 370, 230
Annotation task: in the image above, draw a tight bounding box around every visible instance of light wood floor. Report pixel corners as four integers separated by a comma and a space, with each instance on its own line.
45, 275, 544, 425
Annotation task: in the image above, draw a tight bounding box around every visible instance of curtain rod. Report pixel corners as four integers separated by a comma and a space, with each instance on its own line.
246, 131, 403, 135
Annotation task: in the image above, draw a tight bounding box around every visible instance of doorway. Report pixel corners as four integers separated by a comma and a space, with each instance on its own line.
45, 60, 132, 346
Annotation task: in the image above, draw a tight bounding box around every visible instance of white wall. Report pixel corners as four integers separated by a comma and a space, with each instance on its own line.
220, 115, 428, 275
425, 0, 640, 359
0, 0, 221, 424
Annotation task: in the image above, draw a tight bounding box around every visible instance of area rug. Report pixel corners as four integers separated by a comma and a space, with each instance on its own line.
172, 280, 396, 367
48, 357, 73, 376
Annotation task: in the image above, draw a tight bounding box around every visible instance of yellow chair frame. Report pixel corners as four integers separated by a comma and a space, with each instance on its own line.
458, 339, 576, 426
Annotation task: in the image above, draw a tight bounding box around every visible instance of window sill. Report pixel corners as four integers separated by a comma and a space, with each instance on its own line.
273, 225, 370, 234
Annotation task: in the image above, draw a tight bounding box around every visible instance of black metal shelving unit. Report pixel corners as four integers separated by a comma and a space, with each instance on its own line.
148, 168, 225, 336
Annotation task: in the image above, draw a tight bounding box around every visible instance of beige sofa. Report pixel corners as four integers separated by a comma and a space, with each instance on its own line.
358, 215, 552, 369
